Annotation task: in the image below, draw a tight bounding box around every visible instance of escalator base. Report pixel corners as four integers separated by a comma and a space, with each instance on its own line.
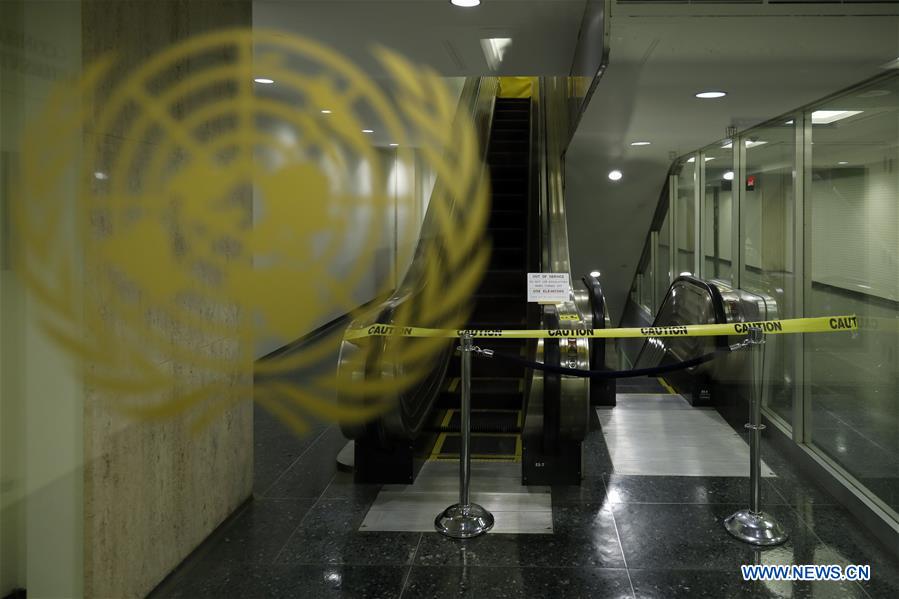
430, 432, 521, 462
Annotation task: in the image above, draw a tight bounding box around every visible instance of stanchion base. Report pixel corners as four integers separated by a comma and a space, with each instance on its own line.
435, 503, 494, 539
724, 509, 788, 546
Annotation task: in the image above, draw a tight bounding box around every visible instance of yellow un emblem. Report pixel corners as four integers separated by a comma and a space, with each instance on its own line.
12, 29, 489, 433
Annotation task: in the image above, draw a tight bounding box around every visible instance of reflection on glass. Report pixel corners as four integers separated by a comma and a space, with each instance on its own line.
702, 142, 734, 284
675, 158, 696, 276
657, 209, 671, 304
806, 77, 899, 518
638, 243, 653, 311
743, 122, 797, 425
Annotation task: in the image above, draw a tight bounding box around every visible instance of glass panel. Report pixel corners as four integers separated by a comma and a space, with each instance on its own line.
742, 121, 797, 426
675, 157, 696, 276
657, 209, 671, 303
806, 75, 899, 516
701, 142, 734, 283
638, 243, 653, 311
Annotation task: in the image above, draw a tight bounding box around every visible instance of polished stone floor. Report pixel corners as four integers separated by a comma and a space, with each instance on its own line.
149, 380, 899, 598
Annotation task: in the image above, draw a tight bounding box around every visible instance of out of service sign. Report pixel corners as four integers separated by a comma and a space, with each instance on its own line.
527, 272, 570, 303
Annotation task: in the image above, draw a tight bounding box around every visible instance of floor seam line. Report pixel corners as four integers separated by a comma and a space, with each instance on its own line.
604, 474, 637, 599
270, 468, 338, 564
259, 425, 330, 497
398, 534, 424, 599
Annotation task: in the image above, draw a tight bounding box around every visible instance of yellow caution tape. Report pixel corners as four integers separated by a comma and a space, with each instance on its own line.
344, 315, 860, 340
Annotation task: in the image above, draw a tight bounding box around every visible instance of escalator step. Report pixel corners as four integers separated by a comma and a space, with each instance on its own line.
434, 409, 521, 433
432, 433, 520, 462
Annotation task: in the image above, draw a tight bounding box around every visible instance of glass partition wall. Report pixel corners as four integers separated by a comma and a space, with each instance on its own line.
626, 72, 899, 526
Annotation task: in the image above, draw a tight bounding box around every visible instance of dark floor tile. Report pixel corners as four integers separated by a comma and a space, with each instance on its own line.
629, 568, 867, 599
605, 474, 784, 505
322, 471, 382, 503
797, 504, 899, 599
415, 519, 625, 569
612, 503, 829, 571
197, 498, 316, 564
253, 398, 328, 494
583, 431, 615, 477
262, 426, 346, 498
765, 475, 839, 509
551, 476, 607, 504
154, 559, 406, 598
403, 565, 633, 599
294, 498, 378, 533
276, 529, 422, 566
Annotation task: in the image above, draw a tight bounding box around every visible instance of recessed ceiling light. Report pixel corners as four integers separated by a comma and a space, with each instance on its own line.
785, 119, 795, 125
686, 157, 695, 163
451, 0, 480, 6
589, 270, 601, 278
608, 169, 623, 181
389, 143, 399, 147
254, 78, 274, 84
723, 171, 734, 181
838, 161, 849, 165
362, 129, 374, 134
321, 109, 332, 114
695, 90, 726, 99
811, 110, 862, 125
630, 141, 651, 146
93, 171, 108, 180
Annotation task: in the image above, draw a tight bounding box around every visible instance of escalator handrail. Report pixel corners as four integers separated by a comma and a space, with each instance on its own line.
632, 275, 729, 369
338, 77, 499, 441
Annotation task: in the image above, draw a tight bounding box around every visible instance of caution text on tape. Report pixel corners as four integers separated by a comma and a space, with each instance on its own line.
344, 315, 859, 340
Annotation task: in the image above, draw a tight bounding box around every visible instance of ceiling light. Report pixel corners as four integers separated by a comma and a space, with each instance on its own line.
94, 171, 108, 180
785, 119, 795, 125
723, 171, 734, 181
745, 140, 767, 149
451, 0, 480, 6
389, 143, 399, 147
321, 109, 332, 114
630, 141, 651, 146
838, 161, 849, 165
608, 169, 623, 181
589, 270, 601, 278
680, 271, 692, 277
254, 78, 274, 84
695, 91, 726, 99
362, 129, 374, 134
686, 157, 695, 163
481, 38, 512, 71
811, 110, 862, 125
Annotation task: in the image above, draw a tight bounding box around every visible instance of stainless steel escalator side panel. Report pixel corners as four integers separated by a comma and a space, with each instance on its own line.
523, 77, 590, 443
631, 276, 780, 389
337, 77, 499, 441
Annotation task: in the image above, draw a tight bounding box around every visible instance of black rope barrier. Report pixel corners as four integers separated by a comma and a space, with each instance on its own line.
477, 346, 735, 380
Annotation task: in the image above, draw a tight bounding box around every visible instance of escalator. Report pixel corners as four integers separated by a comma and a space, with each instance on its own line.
624, 275, 778, 412
428, 98, 532, 462
337, 78, 595, 486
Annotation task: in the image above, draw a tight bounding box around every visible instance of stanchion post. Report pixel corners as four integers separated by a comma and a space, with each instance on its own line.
724, 326, 788, 546
435, 333, 494, 539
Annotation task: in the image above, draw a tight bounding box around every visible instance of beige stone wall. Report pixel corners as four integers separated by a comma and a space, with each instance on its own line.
80, 2, 253, 597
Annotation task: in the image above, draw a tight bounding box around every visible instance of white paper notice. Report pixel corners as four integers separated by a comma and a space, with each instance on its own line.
527, 273, 570, 303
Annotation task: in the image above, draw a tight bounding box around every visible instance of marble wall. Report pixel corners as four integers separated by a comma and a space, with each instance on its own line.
80, 2, 254, 597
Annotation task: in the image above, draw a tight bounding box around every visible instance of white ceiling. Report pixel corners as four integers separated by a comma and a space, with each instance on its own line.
565, 9, 899, 324
253, 0, 586, 75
